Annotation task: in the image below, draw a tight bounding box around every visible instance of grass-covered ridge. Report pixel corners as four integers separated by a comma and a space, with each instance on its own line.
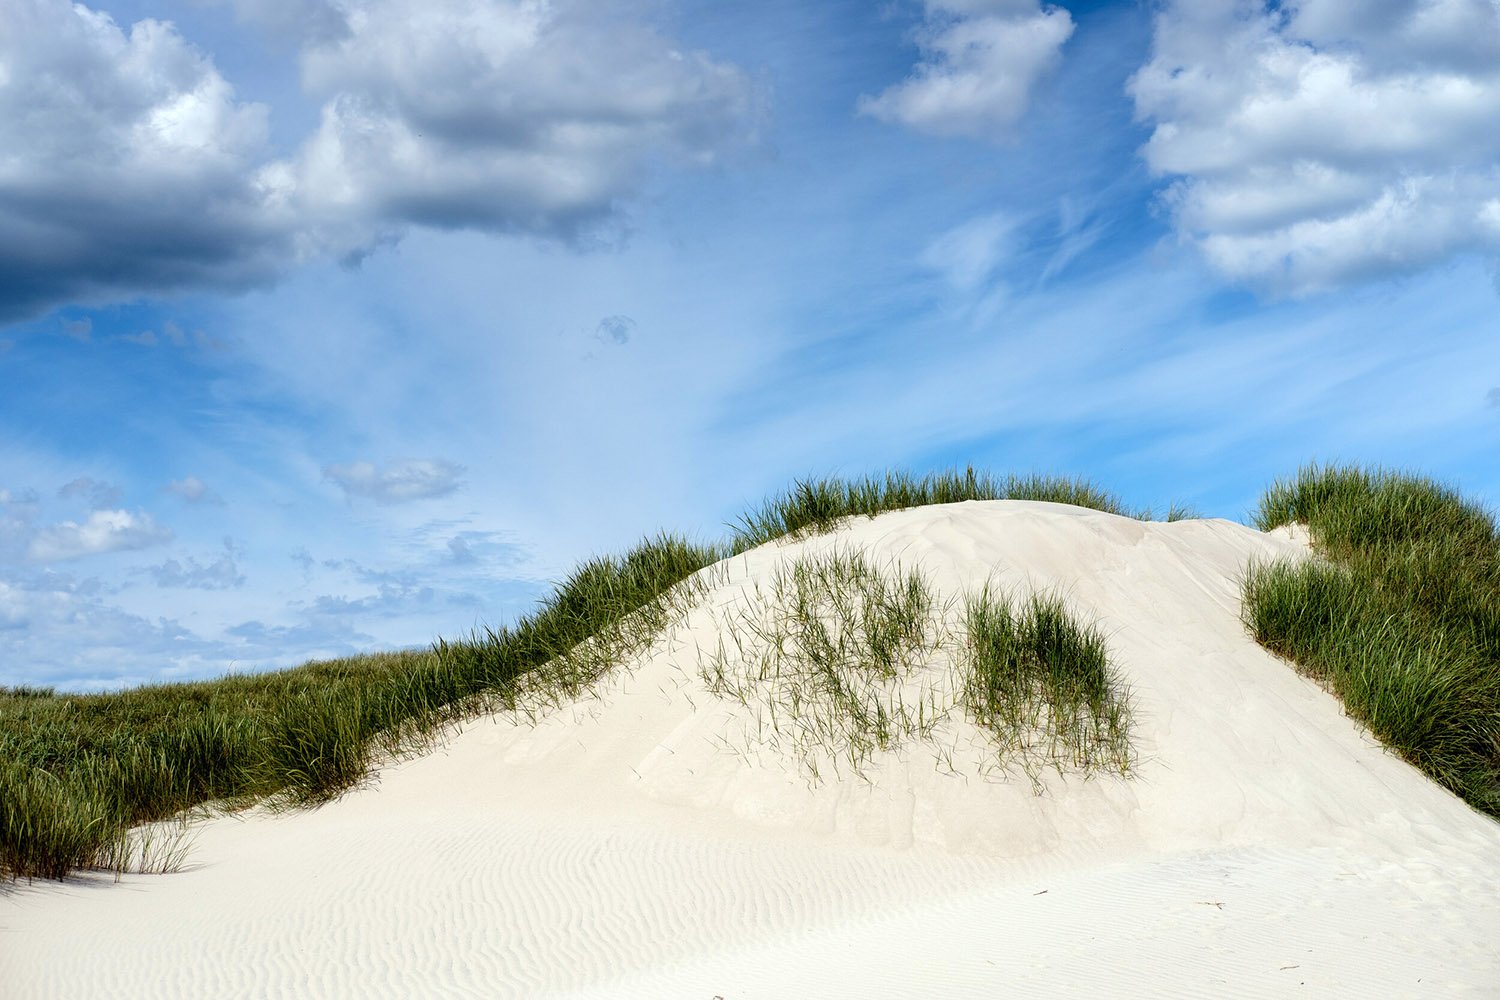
728, 467, 1191, 554
4, 467, 1139, 881
1243, 464, 1500, 816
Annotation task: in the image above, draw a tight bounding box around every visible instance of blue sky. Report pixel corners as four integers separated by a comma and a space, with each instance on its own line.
2, 0, 1497, 691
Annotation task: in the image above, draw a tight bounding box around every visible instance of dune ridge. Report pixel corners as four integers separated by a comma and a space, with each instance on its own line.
4, 500, 1497, 997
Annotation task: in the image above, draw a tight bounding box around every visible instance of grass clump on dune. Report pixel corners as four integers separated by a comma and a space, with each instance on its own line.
963, 588, 1132, 778
702, 549, 948, 772
701, 550, 1133, 781
1244, 464, 1500, 816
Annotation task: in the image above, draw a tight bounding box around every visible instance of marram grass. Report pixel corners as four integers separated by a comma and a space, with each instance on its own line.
1243, 464, 1500, 815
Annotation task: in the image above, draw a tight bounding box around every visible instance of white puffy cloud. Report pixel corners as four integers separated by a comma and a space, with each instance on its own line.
859, 0, 1075, 139
324, 458, 466, 504
28, 509, 174, 561
285, 0, 756, 251
1129, 0, 1500, 295
0, 0, 293, 319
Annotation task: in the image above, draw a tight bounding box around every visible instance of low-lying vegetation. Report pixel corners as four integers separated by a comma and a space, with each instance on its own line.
700, 549, 949, 772
2, 533, 717, 881
700, 549, 1132, 783
728, 467, 1185, 554
1243, 464, 1500, 816
963, 588, 1132, 777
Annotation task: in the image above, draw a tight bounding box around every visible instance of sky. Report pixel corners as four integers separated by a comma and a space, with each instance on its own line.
2, 0, 1498, 691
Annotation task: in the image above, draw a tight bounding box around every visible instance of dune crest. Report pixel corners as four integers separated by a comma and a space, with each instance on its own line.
6, 501, 1497, 998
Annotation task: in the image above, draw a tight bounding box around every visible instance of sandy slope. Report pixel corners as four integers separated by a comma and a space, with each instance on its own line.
4, 500, 1497, 998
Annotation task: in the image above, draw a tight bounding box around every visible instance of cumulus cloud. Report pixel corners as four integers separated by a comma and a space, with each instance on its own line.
324, 458, 465, 504
0, 0, 293, 320
2, 0, 755, 319
859, 0, 1075, 139
287, 0, 755, 251
1129, 0, 1500, 295
28, 509, 174, 561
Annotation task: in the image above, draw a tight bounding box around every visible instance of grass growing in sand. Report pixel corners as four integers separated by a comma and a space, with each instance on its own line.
1243, 464, 1500, 815
701, 549, 949, 772
963, 588, 1132, 776
700, 550, 1132, 782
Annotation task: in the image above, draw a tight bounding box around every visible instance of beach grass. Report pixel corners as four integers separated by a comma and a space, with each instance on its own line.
700, 549, 949, 772
1243, 464, 1500, 816
963, 587, 1132, 777
728, 467, 1143, 554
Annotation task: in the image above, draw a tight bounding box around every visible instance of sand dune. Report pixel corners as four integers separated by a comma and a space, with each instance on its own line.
4, 501, 1498, 997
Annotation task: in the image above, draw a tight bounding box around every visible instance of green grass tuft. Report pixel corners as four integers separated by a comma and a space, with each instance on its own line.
1244, 464, 1500, 815
728, 467, 1141, 554
962, 588, 1132, 777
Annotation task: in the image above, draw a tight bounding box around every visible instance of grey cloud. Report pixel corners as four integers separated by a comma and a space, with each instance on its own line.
4, 0, 757, 321
324, 459, 465, 504
150, 543, 246, 590
0, 0, 295, 322
596, 315, 636, 346
1487, 387, 1500, 408
290, 0, 757, 250
58, 476, 123, 510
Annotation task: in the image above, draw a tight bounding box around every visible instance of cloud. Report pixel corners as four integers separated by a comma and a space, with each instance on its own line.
1129, 0, 1500, 295
1487, 386, 1500, 408
324, 458, 465, 504
0, 0, 293, 321
859, 0, 1075, 139
165, 475, 223, 504
921, 211, 1016, 290
286, 0, 756, 252
57, 476, 123, 509
28, 509, 173, 561
595, 315, 636, 345
1, 0, 755, 320
149, 541, 245, 589
447, 536, 477, 564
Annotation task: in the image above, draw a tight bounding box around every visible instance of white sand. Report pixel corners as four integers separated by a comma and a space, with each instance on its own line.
4, 500, 1498, 997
